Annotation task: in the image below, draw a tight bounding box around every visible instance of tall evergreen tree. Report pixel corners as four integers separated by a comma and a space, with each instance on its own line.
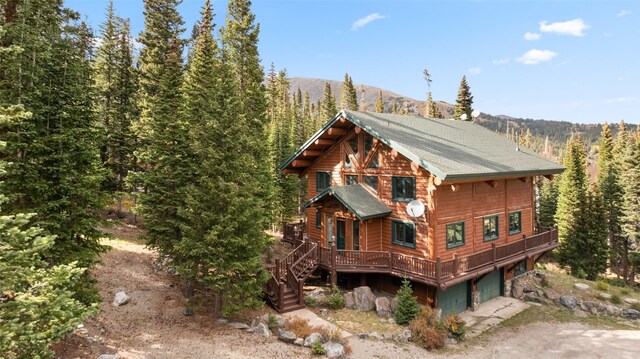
596, 123, 625, 274
620, 131, 640, 284
0, 0, 107, 301
94, 2, 139, 205
536, 177, 559, 229
375, 90, 384, 113
422, 68, 442, 119
454, 75, 473, 120
340, 73, 358, 110
613, 121, 634, 282
135, 0, 188, 260
321, 81, 337, 118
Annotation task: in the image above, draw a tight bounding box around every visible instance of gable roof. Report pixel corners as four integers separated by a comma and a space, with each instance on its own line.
304, 184, 392, 220
280, 110, 564, 182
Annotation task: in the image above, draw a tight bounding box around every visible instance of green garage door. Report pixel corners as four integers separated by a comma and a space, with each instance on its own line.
478, 269, 502, 303
437, 281, 468, 316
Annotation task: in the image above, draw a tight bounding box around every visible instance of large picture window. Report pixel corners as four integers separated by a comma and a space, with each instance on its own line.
392, 176, 415, 202
509, 211, 522, 235
446, 222, 465, 249
483, 215, 499, 241
345, 175, 358, 185
316, 171, 331, 192
392, 220, 416, 249
364, 175, 378, 192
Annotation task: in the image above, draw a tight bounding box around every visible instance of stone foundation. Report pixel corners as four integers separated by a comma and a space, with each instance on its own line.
503, 278, 513, 297
471, 291, 480, 311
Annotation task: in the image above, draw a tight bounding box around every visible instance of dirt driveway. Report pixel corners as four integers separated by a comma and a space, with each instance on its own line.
54, 226, 640, 359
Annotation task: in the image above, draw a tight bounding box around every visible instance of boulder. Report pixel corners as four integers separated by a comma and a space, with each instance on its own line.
524, 292, 544, 304
598, 293, 612, 300
216, 318, 229, 325
622, 309, 640, 320
511, 277, 526, 298
624, 298, 639, 305
293, 338, 304, 346
343, 292, 355, 310
369, 332, 382, 340
112, 291, 129, 307
305, 288, 327, 303
390, 297, 398, 313
606, 305, 622, 316
559, 295, 578, 309
253, 322, 271, 338
393, 329, 412, 343
323, 342, 345, 359
375, 297, 392, 318
228, 322, 250, 330
353, 286, 376, 311
580, 301, 604, 315
303, 332, 323, 347
383, 332, 393, 340
574, 283, 589, 291
573, 308, 589, 317
277, 329, 297, 344
356, 333, 368, 339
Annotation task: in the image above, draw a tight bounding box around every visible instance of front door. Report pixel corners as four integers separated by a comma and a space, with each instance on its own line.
337, 220, 346, 250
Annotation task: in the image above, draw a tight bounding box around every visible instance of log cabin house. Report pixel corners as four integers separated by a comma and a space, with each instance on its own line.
265, 110, 563, 314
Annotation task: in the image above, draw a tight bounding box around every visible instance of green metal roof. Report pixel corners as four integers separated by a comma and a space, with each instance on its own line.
340, 110, 564, 181
304, 184, 392, 220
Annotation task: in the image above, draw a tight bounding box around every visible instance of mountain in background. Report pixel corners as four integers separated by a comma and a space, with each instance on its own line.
288, 77, 636, 161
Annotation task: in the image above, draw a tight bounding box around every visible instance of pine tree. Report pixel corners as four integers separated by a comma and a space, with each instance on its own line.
321, 81, 337, 118
394, 279, 420, 325
620, 131, 640, 284
583, 185, 609, 280
375, 90, 384, 113
94, 2, 139, 208
454, 75, 473, 120
340, 73, 358, 110
0, 0, 107, 301
423, 68, 442, 119
135, 0, 189, 261
597, 123, 625, 275
537, 176, 559, 229
556, 136, 596, 278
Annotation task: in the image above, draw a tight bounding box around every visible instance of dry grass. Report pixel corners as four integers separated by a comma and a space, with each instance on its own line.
284, 317, 352, 354
329, 308, 402, 335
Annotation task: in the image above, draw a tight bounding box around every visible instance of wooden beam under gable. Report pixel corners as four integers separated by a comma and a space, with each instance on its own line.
291, 160, 312, 167
302, 150, 322, 157
282, 169, 302, 174
450, 184, 460, 192
315, 138, 334, 146
485, 180, 498, 188
327, 127, 347, 136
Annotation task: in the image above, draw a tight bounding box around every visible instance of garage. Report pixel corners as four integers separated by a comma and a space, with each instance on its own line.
437, 281, 469, 316
477, 269, 503, 303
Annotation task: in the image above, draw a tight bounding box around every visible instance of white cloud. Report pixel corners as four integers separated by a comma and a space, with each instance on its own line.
351, 13, 386, 30
492, 58, 510, 65
539, 18, 590, 37
606, 96, 638, 104
468, 67, 482, 74
524, 32, 541, 41
517, 49, 557, 65
617, 10, 631, 17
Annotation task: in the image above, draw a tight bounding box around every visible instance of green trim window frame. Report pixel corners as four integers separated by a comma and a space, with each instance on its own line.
345, 175, 358, 185
315, 211, 322, 229
392, 176, 416, 202
446, 222, 465, 250
316, 171, 331, 192
391, 220, 416, 249
483, 215, 499, 241
509, 211, 522, 235
364, 175, 378, 192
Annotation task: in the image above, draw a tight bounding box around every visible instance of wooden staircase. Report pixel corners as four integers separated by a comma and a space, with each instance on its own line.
264, 241, 319, 313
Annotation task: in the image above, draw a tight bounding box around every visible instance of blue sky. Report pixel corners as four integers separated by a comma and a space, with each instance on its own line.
68, 0, 639, 124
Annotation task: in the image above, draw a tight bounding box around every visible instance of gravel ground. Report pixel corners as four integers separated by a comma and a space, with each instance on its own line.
54, 225, 640, 359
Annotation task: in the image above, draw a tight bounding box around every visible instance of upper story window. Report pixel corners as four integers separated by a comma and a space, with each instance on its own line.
344, 154, 354, 169
367, 151, 379, 169
392, 176, 415, 202
364, 136, 374, 159
345, 175, 358, 185
316, 171, 331, 192
483, 215, 499, 241
392, 220, 416, 249
364, 175, 378, 192
349, 138, 359, 157
446, 222, 465, 249
509, 211, 522, 235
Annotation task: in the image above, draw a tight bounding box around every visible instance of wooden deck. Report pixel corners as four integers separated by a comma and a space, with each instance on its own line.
265, 223, 558, 311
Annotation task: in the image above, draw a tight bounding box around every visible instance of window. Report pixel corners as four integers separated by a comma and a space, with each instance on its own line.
349, 138, 359, 157
392, 220, 416, 248
509, 211, 522, 235
364, 175, 378, 192
483, 215, 499, 241
316, 171, 331, 192
392, 176, 415, 202
345, 175, 358, 185
367, 152, 379, 169
353, 221, 360, 250
344, 154, 354, 169
364, 136, 374, 159
446, 222, 465, 249
514, 260, 527, 276
315, 211, 322, 229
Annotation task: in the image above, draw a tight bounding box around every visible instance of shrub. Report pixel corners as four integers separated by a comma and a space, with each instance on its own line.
620, 288, 630, 295
394, 278, 420, 325
540, 276, 551, 288
409, 307, 447, 350
310, 341, 325, 355
611, 294, 622, 304
325, 285, 344, 310
595, 280, 609, 291
284, 316, 316, 338
443, 315, 466, 340
266, 313, 278, 330
304, 295, 319, 308
630, 302, 640, 311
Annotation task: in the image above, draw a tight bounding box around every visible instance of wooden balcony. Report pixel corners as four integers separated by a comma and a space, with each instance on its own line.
282, 222, 558, 290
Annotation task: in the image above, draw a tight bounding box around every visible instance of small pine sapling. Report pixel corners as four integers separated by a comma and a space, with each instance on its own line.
394, 278, 420, 325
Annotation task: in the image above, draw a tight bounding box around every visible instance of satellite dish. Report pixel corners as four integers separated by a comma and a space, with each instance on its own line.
472, 109, 480, 118
406, 199, 425, 218
460, 113, 468, 120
